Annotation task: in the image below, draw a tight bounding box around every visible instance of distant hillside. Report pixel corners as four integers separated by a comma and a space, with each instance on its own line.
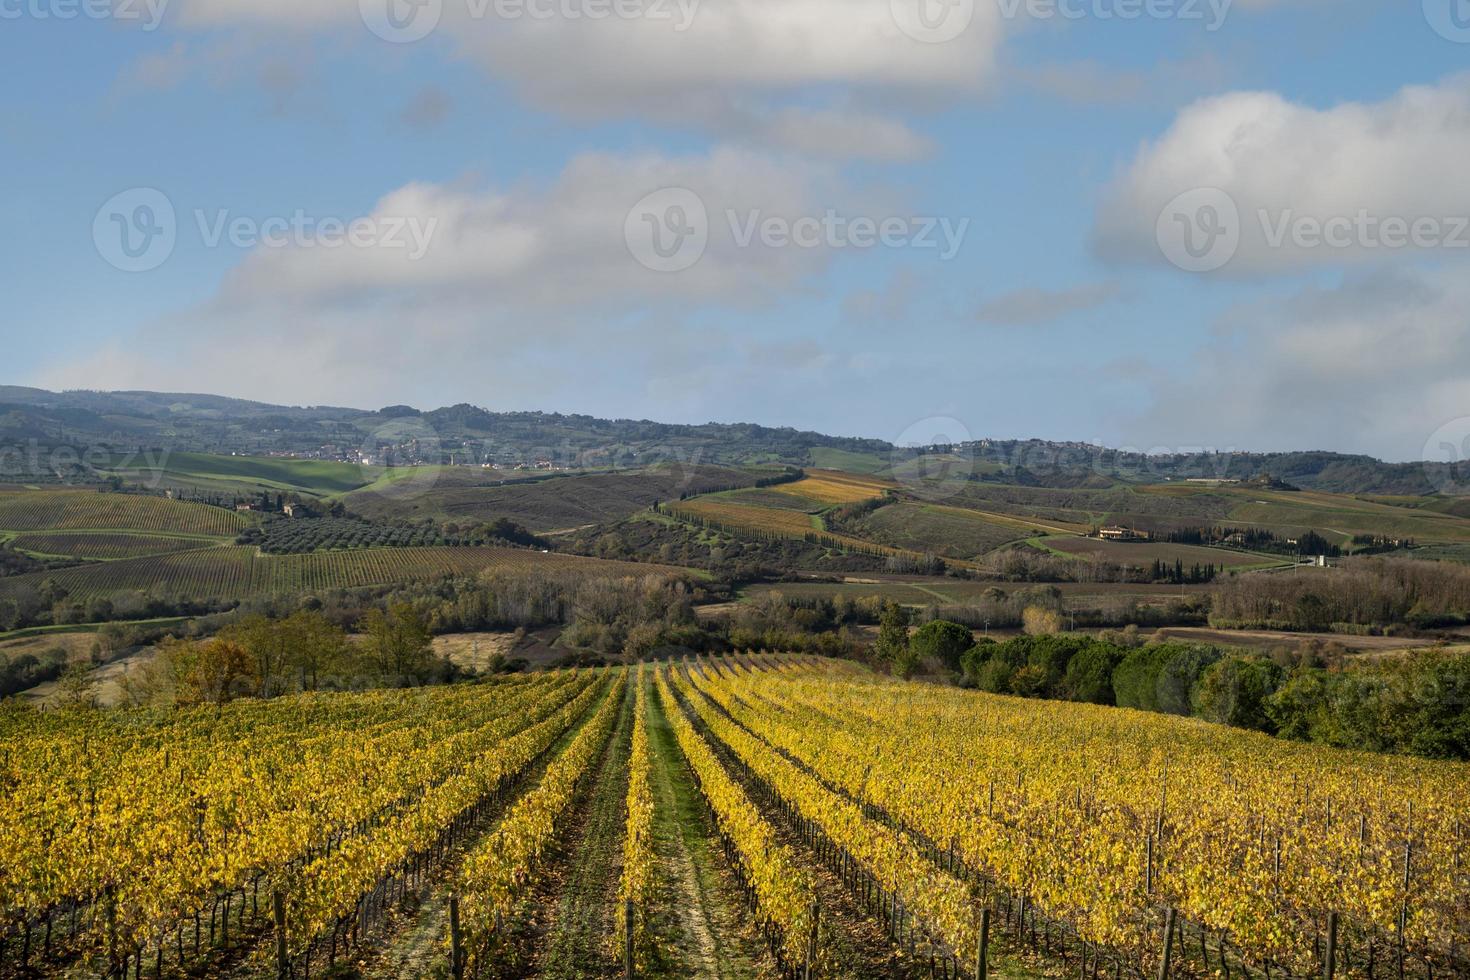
0, 388, 888, 471
0, 387, 1463, 496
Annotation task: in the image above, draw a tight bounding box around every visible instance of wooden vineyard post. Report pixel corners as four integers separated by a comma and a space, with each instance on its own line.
804, 899, 820, 980
976, 908, 990, 980
1157, 908, 1177, 980
1324, 912, 1338, 980
274, 890, 288, 978
624, 898, 635, 979
450, 895, 464, 980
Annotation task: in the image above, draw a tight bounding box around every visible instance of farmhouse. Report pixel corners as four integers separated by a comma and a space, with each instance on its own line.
1097, 526, 1152, 541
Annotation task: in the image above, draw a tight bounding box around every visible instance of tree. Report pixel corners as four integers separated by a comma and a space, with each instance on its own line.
222, 614, 294, 697
1193, 656, 1284, 732
1113, 645, 1174, 712
873, 602, 912, 675
53, 661, 97, 711
363, 603, 434, 684
910, 620, 973, 673
1063, 643, 1124, 705
285, 610, 351, 691
1022, 606, 1063, 636
137, 636, 255, 705
1157, 646, 1221, 716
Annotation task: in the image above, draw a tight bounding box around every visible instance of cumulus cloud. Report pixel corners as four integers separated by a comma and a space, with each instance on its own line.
975, 280, 1121, 325
217, 146, 878, 308
744, 107, 934, 163
42, 146, 912, 409
1094, 74, 1470, 274
133, 0, 999, 155
1132, 267, 1470, 460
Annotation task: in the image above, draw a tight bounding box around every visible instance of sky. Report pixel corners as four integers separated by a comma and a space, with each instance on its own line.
2, 0, 1469, 461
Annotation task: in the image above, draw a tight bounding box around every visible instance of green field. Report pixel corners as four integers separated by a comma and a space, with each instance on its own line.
99, 451, 376, 496
804, 447, 888, 473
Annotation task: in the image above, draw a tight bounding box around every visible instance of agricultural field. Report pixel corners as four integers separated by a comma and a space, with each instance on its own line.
96, 451, 375, 497
0, 490, 246, 537
838, 502, 1032, 558
1033, 535, 1286, 571
241, 516, 460, 554
737, 577, 1214, 609
765, 469, 894, 505
344, 464, 769, 529
0, 545, 692, 605
939, 482, 1470, 548
1, 658, 1462, 980
6, 531, 215, 561
664, 497, 921, 564
804, 446, 889, 474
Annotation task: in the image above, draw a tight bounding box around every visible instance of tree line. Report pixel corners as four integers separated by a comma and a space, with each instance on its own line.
954, 632, 1470, 760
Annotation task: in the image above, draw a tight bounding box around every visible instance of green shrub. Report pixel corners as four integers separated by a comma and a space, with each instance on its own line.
1193, 656, 1284, 732
911, 620, 973, 672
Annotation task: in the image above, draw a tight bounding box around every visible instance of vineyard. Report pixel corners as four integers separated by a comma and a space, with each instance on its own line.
2, 658, 1464, 979
661, 498, 937, 566
766, 471, 894, 506
0, 491, 246, 537
5, 532, 215, 561
0, 546, 690, 604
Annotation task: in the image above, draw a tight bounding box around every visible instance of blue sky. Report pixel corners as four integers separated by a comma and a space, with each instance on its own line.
3, 0, 1469, 460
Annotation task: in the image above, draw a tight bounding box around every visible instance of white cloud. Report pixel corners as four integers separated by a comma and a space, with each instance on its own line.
1094, 74, 1470, 274
217, 146, 873, 307
1133, 267, 1470, 460
137, 0, 1000, 154
43, 146, 906, 409
745, 107, 934, 163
